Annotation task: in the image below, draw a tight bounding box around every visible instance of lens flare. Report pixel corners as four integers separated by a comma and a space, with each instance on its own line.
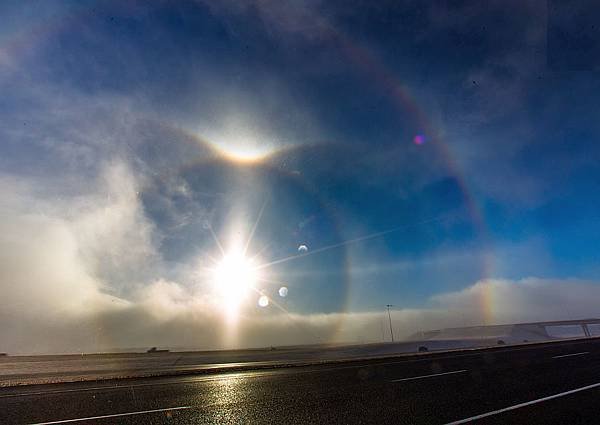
258, 295, 269, 307
413, 134, 426, 145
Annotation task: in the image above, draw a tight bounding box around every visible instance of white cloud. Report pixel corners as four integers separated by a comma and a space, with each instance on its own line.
432, 277, 600, 325
0, 170, 596, 358
0, 159, 589, 354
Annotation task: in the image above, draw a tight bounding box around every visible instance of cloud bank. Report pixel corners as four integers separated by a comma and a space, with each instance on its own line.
0, 163, 596, 354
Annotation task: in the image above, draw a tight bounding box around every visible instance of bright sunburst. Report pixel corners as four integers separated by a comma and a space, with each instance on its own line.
212, 249, 259, 318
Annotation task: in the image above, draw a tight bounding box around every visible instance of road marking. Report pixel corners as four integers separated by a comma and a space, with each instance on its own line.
445, 382, 600, 425
552, 351, 589, 359
391, 369, 467, 382
26, 406, 193, 424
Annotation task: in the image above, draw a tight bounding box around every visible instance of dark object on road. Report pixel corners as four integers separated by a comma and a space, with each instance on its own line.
418, 346, 428, 352
146, 347, 169, 353
0, 353, 6, 357
497, 340, 506, 345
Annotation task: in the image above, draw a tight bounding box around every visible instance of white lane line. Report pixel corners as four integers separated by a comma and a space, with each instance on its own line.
26, 406, 193, 425
390, 369, 467, 382
552, 351, 589, 359
445, 382, 600, 425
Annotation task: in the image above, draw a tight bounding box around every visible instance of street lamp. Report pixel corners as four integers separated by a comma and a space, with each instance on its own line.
386, 304, 394, 342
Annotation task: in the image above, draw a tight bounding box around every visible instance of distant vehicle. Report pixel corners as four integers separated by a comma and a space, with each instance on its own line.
0, 353, 7, 357
146, 347, 169, 353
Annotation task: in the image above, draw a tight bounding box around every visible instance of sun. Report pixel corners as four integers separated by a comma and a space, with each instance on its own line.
212, 250, 258, 316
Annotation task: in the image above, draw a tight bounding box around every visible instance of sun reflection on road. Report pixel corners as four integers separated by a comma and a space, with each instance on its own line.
202, 374, 250, 423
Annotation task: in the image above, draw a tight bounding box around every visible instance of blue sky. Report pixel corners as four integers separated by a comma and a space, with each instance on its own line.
2, 0, 600, 352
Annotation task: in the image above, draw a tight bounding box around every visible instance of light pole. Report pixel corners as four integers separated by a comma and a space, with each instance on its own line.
386, 304, 394, 342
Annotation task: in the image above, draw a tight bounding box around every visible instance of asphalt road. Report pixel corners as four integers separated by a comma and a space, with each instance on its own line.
3, 338, 600, 424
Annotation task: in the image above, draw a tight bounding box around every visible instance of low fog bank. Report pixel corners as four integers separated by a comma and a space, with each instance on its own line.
2, 163, 600, 355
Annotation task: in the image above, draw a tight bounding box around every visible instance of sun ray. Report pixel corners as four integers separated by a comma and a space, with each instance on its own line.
256, 213, 455, 271
247, 285, 321, 341
256, 276, 289, 286
243, 198, 268, 256
204, 253, 220, 265
208, 224, 225, 256
248, 243, 271, 263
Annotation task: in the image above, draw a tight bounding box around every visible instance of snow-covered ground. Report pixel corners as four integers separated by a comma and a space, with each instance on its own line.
0, 338, 526, 387
2, 319, 596, 387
